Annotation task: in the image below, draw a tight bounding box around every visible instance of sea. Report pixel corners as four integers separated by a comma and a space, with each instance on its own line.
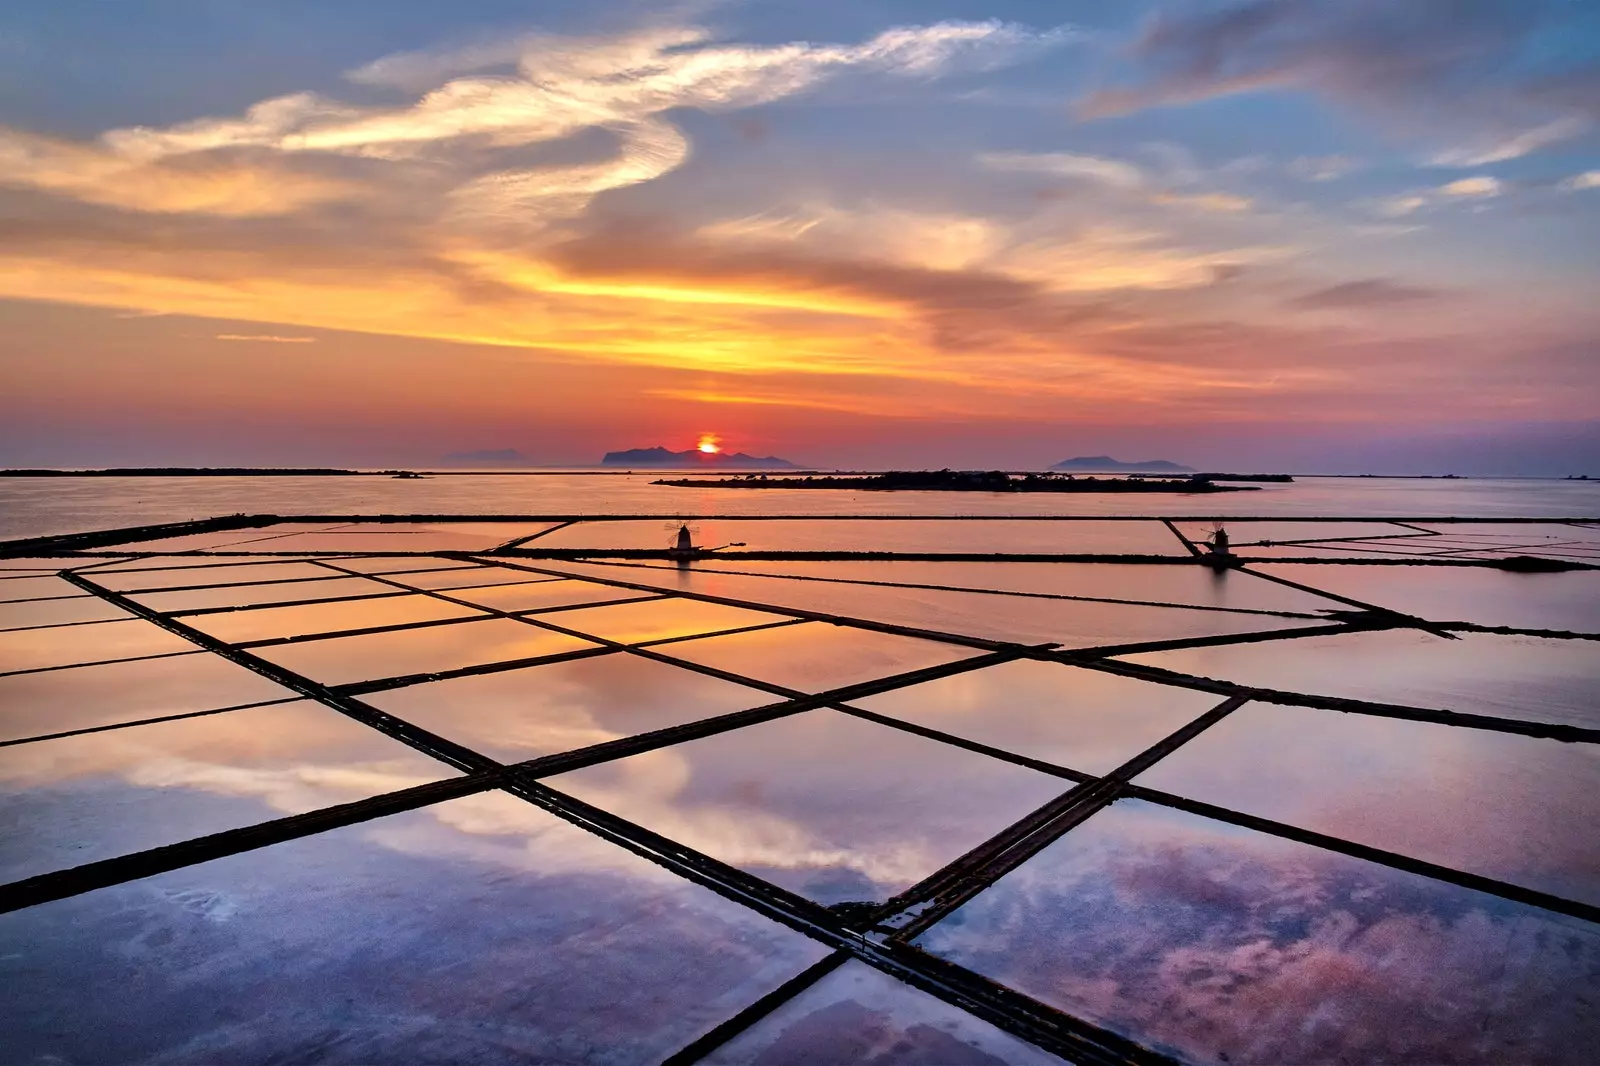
2, 469, 1597, 1064
2, 472, 1598, 542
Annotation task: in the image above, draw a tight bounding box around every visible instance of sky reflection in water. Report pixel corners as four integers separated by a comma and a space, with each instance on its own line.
0, 792, 829, 1064
919, 799, 1600, 1065
705, 960, 1067, 1066
366, 650, 776, 763
2, 505, 1596, 1063
1123, 629, 1600, 728
850, 658, 1222, 776
0, 700, 456, 882
550, 708, 1070, 904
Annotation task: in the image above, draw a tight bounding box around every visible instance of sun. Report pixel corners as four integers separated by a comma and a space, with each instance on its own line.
696, 433, 722, 454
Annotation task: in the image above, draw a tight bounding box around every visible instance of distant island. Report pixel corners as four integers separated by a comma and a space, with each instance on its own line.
1191, 472, 1294, 483
602, 446, 800, 469
654, 470, 1253, 493
1051, 456, 1196, 472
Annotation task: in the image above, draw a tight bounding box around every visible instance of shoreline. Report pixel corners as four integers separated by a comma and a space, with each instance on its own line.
653, 472, 1256, 494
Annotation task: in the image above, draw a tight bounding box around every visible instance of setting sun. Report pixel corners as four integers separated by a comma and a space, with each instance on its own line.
696, 434, 722, 454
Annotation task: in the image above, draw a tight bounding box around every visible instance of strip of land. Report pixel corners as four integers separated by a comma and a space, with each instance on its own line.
654, 471, 1256, 493
0, 468, 363, 477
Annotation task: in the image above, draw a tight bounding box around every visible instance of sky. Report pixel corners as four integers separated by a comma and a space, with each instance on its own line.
0, 0, 1597, 473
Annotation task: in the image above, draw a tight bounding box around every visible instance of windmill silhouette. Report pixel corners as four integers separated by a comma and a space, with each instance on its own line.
662, 520, 701, 552
663, 520, 745, 557
1196, 520, 1238, 570
1201, 521, 1230, 556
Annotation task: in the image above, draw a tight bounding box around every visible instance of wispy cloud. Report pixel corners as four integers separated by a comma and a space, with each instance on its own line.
979, 149, 1254, 214
0, 127, 362, 217
1151, 191, 1252, 213
98, 21, 1069, 231
980, 150, 1146, 189
1373, 175, 1503, 217
0, 10, 1591, 441
644, 387, 916, 417
7, 20, 1071, 238
1291, 278, 1440, 309
1429, 116, 1589, 167
1079, 1, 1591, 164
1287, 155, 1358, 182
1438, 176, 1502, 199
1375, 194, 1430, 218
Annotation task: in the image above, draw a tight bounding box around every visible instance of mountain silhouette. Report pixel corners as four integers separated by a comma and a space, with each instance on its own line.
1051, 455, 1195, 472
601, 446, 799, 468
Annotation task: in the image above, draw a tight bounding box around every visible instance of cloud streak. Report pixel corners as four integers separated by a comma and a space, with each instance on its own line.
0, 128, 363, 217
0, 16, 1075, 262
1291, 279, 1441, 310
81, 21, 1070, 231
1080, 1, 1591, 164
0, 8, 1593, 451
981, 150, 1146, 189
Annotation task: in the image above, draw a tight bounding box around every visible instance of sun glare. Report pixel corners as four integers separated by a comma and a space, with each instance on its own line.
697, 434, 722, 454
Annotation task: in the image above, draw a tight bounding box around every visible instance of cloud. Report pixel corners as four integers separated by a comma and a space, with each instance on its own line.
1287, 155, 1358, 182
344, 35, 534, 91
1371, 175, 1502, 217
1291, 278, 1441, 309
644, 387, 901, 417
979, 149, 1255, 214
995, 224, 1287, 292
21, 20, 1071, 233
1559, 170, 1600, 192
0, 15, 1591, 435
1079, 1, 1535, 115
1438, 175, 1501, 198
1529, 60, 1600, 123
448, 119, 690, 227
980, 150, 1146, 189
1151, 191, 1252, 213
705, 205, 1003, 273
1079, 1, 1590, 163
114, 22, 1069, 164
214, 334, 318, 343
1376, 194, 1429, 218
1428, 115, 1589, 166
0, 127, 362, 217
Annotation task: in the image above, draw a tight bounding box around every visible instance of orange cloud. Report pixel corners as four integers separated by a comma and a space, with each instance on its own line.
0, 128, 362, 217
0, 17, 1591, 440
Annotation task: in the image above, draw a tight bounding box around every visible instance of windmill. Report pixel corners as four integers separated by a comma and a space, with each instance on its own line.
662, 520, 745, 557
1201, 520, 1231, 555
662, 520, 702, 552
1195, 519, 1237, 570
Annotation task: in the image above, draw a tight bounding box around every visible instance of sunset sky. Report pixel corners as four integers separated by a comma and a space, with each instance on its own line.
2, 0, 1597, 472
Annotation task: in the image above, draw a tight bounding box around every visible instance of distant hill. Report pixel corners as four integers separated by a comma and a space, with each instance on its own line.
602, 446, 800, 469
1051, 455, 1195, 473
445, 448, 526, 462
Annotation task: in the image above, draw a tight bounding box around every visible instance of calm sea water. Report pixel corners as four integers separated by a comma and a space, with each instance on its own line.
2, 473, 1598, 541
